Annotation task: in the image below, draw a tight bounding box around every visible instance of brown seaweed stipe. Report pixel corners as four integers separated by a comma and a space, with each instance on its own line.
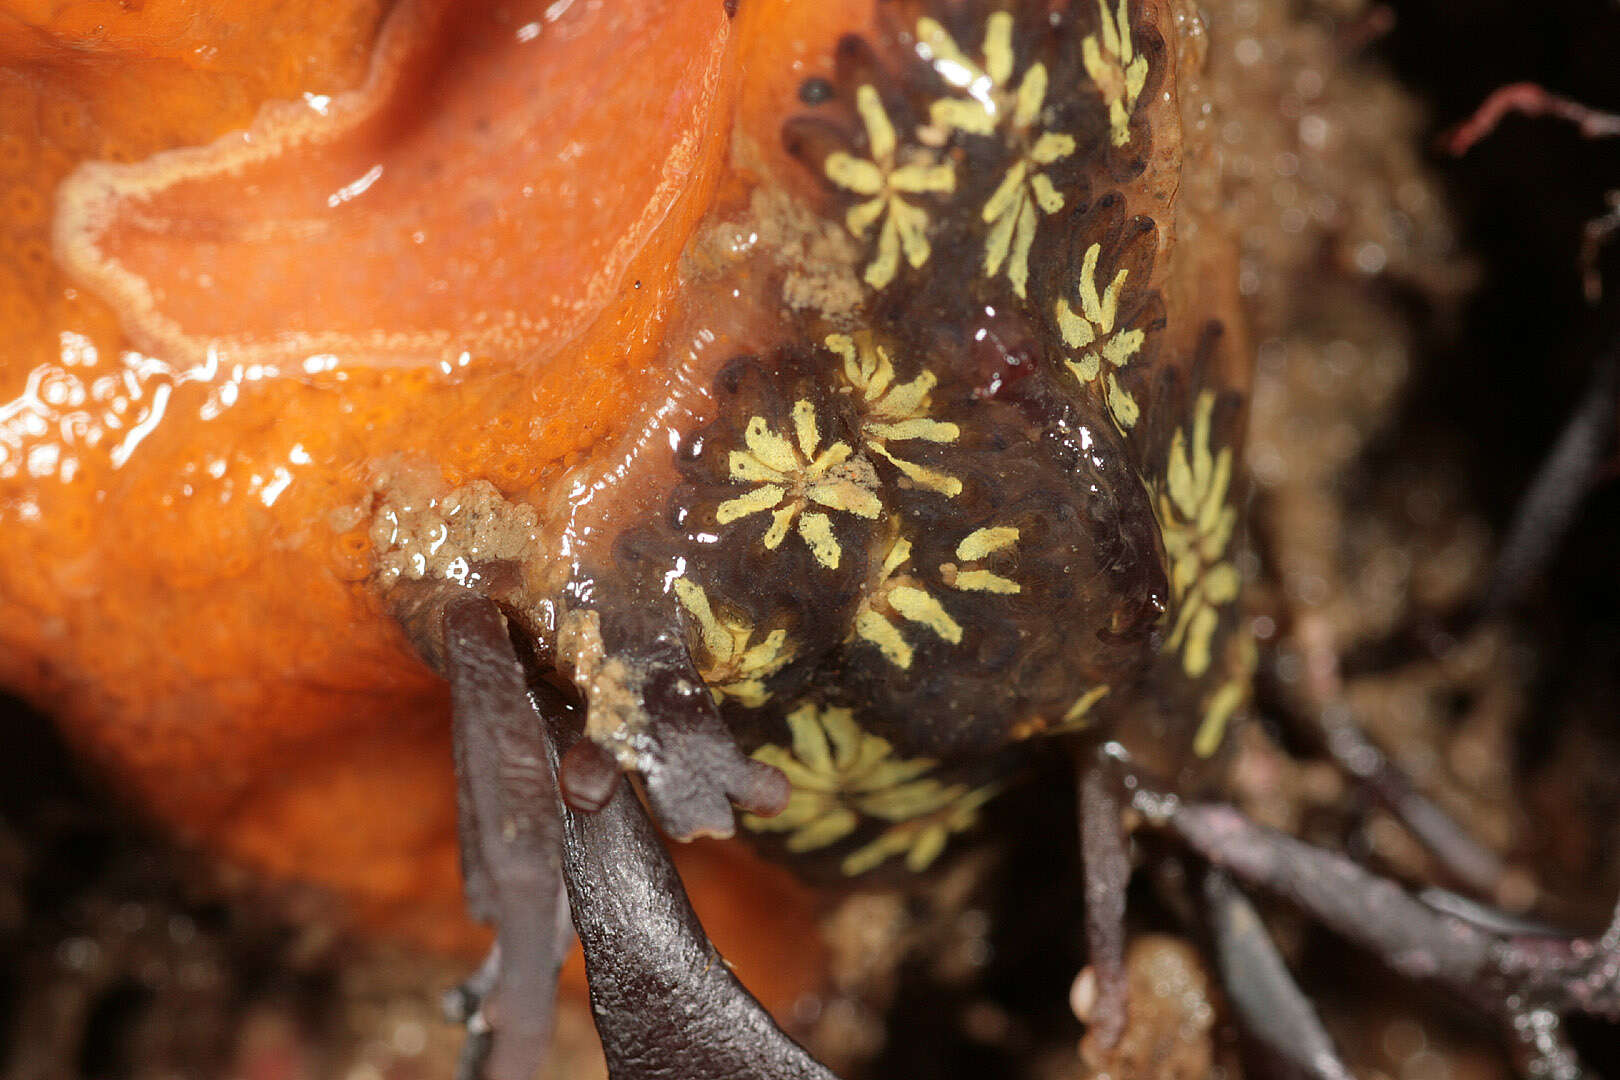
413, 593, 832, 1080
558, 738, 624, 814
438, 594, 568, 1080
1097, 743, 1620, 1080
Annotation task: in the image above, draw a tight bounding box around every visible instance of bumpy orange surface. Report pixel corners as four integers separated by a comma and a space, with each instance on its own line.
0, 0, 868, 1012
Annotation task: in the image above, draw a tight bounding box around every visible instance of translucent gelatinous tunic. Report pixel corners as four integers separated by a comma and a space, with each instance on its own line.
372, 0, 1256, 877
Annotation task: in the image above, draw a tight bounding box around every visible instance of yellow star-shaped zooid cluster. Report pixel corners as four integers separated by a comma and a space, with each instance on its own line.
826, 331, 962, 497
1158, 391, 1240, 679
824, 85, 956, 289
715, 400, 882, 570
1083, 0, 1149, 147
1057, 242, 1144, 430
917, 12, 1078, 298
743, 701, 998, 875
672, 579, 794, 707
853, 536, 964, 671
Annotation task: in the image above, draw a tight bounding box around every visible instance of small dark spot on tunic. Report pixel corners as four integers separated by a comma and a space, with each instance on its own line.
798, 77, 835, 106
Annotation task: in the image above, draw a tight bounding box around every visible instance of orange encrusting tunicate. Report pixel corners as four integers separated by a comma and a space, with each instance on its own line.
0, 0, 867, 1015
